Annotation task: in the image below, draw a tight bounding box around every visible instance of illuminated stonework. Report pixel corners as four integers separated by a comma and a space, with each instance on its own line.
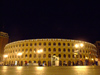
4, 39, 97, 66
0, 32, 9, 62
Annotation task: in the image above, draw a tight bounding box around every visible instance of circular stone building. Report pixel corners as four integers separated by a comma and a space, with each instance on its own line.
4, 39, 97, 66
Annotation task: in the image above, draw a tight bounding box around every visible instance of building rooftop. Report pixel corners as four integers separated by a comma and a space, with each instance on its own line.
0, 31, 9, 38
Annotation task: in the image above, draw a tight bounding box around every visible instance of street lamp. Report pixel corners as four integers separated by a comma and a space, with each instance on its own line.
37, 49, 43, 66
3, 55, 8, 65
74, 43, 84, 65
17, 53, 22, 56
17, 53, 22, 66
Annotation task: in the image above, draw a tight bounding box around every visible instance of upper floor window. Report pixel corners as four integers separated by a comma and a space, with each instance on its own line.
68, 54, 70, 58
29, 54, 32, 58
30, 43, 32, 46
58, 54, 61, 58
86, 50, 87, 53
68, 49, 70, 52
44, 48, 46, 52
43, 54, 46, 58
58, 48, 61, 52
53, 48, 56, 52
68, 43, 70, 46
72, 49, 74, 52
80, 55, 82, 58
26, 43, 28, 46
63, 54, 66, 58
26, 49, 28, 52
34, 43, 37, 46
76, 55, 78, 58
34, 54, 36, 58
22, 44, 24, 47
25, 54, 27, 57
72, 43, 74, 46
48, 42, 51, 46
34, 48, 36, 52
48, 54, 51, 58
48, 48, 51, 52
30, 48, 32, 52
39, 43, 41, 46
72, 55, 74, 58
53, 42, 56, 46
83, 55, 85, 58
58, 43, 61, 46
44, 42, 46, 46
38, 54, 41, 58
63, 43, 66, 46
63, 48, 66, 52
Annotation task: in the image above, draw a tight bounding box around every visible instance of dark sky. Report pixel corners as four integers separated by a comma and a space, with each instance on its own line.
1, 1, 100, 43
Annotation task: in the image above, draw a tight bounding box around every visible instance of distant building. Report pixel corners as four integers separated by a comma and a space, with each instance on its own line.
0, 32, 9, 62
95, 41, 100, 58
4, 39, 97, 66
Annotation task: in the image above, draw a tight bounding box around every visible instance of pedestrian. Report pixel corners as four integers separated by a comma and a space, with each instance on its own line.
25, 61, 27, 66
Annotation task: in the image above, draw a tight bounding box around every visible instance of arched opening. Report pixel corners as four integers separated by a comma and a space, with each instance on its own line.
48, 61, 51, 66
59, 61, 62, 66
68, 61, 71, 66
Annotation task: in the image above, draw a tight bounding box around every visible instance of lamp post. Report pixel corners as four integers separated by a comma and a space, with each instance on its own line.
74, 43, 84, 65
17, 53, 22, 66
37, 49, 43, 66
3, 55, 8, 65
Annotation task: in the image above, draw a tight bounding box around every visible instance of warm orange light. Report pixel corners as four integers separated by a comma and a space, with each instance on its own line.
17, 53, 22, 56
37, 49, 43, 53
85, 57, 88, 59
75, 44, 79, 48
4, 55, 8, 58
40, 49, 43, 52
75, 43, 84, 48
91, 58, 94, 60
80, 43, 84, 47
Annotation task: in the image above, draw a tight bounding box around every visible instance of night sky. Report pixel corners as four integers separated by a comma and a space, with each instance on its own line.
1, 1, 100, 43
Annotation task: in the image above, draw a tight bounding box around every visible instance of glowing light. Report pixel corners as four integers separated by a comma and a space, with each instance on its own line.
40, 49, 43, 52
80, 43, 84, 47
75, 44, 79, 48
75, 43, 84, 48
37, 50, 40, 53
36, 67, 44, 70
37, 49, 43, 53
91, 58, 94, 60
74, 66, 88, 74
85, 57, 88, 59
17, 67, 23, 70
17, 53, 22, 56
4, 55, 8, 58
3, 66, 8, 72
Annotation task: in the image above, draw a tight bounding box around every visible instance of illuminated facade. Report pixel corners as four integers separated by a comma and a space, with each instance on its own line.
4, 39, 97, 66
95, 41, 100, 58
0, 32, 9, 62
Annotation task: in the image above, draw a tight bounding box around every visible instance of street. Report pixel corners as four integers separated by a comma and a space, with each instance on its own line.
0, 66, 100, 75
